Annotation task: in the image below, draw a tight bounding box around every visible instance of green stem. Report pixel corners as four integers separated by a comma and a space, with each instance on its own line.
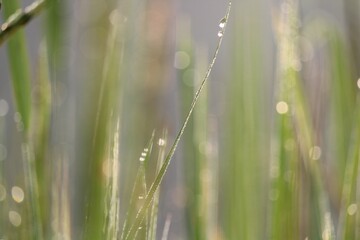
124, 2, 232, 239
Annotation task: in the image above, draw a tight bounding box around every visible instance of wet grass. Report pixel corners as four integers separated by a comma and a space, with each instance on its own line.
1, 0, 360, 239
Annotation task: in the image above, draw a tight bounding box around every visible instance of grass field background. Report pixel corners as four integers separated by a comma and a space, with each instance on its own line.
0, 0, 360, 239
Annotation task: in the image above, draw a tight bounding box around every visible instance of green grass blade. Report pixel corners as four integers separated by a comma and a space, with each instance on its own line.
339, 96, 360, 239
104, 119, 121, 240
21, 143, 43, 240
224, 1, 268, 239
32, 41, 52, 238
2, 1, 45, 239
80, 5, 123, 239
148, 130, 167, 240
176, 18, 207, 239
270, 1, 334, 238
2, 0, 32, 132
120, 133, 155, 240
124, 3, 232, 239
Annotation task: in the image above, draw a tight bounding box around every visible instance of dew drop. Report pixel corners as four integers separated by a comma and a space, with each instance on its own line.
357, 78, 360, 89
276, 101, 288, 114
158, 138, 166, 146
109, 9, 120, 26
347, 203, 358, 216
14, 112, 24, 132
9, 211, 21, 227
14, 112, 21, 123
11, 186, 24, 203
141, 152, 147, 157
138, 195, 144, 200
217, 31, 223, 37
139, 157, 145, 162
144, 148, 149, 153
219, 17, 226, 28
174, 51, 190, 70
309, 146, 321, 160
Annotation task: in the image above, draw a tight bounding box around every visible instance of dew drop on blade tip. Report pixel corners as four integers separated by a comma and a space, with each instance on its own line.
218, 31, 224, 37
219, 17, 226, 28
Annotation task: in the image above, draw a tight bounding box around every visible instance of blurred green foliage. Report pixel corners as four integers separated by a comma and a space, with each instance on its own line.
1, 0, 360, 239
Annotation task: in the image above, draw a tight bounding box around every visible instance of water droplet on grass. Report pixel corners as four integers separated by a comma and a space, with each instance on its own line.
219, 17, 226, 28
347, 203, 358, 215
217, 31, 223, 37
276, 101, 288, 114
11, 186, 24, 203
158, 138, 166, 146
174, 51, 190, 70
9, 211, 21, 227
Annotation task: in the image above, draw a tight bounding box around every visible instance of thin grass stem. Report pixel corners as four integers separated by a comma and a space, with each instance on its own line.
123, 2, 232, 239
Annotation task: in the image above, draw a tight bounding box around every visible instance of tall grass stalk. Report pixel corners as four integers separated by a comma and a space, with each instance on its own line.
124, 2, 232, 239
271, 0, 335, 238
104, 119, 121, 240
224, 1, 267, 239
177, 17, 208, 239
2, 0, 32, 132
83, 5, 123, 239
33, 41, 52, 238
147, 130, 167, 240
2, 1, 45, 239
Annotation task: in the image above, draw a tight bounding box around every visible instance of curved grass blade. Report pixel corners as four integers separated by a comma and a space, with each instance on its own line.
123, 2, 232, 239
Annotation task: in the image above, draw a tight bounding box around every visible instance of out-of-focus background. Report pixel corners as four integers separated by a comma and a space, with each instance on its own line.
1, 0, 360, 239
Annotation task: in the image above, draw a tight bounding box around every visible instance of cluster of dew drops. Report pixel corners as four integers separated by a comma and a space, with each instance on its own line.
217, 17, 227, 37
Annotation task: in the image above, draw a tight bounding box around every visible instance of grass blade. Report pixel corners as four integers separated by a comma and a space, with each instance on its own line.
0, 0, 45, 46
148, 130, 167, 240
124, 2, 232, 239
2, 0, 32, 132
104, 119, 121, 240
120, 133, 155, 240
